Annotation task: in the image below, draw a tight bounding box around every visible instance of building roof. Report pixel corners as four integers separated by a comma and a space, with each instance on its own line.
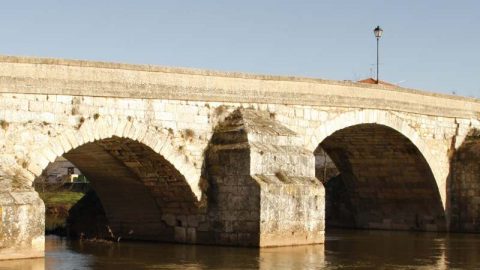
358, 78, 397, 87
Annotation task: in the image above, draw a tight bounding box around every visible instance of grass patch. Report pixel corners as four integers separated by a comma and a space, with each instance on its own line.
38, 191, 85, 235
39, 191, 84, 207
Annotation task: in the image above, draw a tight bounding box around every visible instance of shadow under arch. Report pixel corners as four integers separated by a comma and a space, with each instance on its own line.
316, 123, 446, 231
448, 128, 480, 232
62, 136, 199, 241
24, 117, 202, 200
308, 109, 446, 208
25, 117, 202, 242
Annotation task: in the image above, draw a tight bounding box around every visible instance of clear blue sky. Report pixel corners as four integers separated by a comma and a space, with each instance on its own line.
1, 1, 479, 97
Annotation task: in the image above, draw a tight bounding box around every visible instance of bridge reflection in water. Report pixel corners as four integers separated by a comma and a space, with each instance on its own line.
4, 230, 480, 270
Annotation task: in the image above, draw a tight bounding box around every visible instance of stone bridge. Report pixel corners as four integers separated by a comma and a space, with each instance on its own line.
0, 56, 479, 260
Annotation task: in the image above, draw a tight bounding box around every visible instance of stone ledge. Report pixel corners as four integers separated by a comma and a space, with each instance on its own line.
0, 56, 478, 118
0, 55, 475, 103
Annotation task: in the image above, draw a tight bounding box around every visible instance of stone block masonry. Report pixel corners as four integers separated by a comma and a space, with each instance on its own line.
0, 56, 479, 260
205, 110, 324, 246
0, 190, 44, 260
449, 129, 480, 232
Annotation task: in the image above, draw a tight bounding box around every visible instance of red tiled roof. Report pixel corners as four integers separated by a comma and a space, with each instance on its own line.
358, 78, 396, 87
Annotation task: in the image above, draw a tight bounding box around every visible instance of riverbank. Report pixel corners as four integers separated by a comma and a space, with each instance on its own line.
37, 184, 87, 235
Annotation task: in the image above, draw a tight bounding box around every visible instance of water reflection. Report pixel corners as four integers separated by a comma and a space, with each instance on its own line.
0, 258, 44, 270
3, 229, 480, 269
326, 230, 448, 269
259, 245, 325, 269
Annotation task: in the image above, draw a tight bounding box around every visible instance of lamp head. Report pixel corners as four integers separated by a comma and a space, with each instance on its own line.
374, 25, 383, 39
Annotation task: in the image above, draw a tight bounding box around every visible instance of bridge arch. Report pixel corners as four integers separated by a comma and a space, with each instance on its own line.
22, 117, 202, 200
309, 110, 435, 174
308, 109, 445, 206
311, 110, 446, 231
17, 116, 202, 241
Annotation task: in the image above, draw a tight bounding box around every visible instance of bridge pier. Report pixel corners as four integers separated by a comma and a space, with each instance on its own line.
204, 109, 325, 246
0, 188, 44, 260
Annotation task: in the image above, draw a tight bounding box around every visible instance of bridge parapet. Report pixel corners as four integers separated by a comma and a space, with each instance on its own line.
0, 55, 479, 118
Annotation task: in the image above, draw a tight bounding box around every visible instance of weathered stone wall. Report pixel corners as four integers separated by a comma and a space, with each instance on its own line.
204, 109, 324, 246
243, 110, 324, 246
0, 93, 466, 259
0, 56, 480, 259
0, 95, 219, 259
0, 92, 470, 210
0, 190, 44, 260
203, 114, 260, 246
449, 129, 480, 232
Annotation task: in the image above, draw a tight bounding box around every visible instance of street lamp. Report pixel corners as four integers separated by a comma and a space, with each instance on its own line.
373, 25, 383, 83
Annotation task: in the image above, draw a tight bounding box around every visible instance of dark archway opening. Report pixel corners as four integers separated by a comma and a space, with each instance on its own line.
315, 124, 446, 231
33, 156, 89, 236
34, 136, 198, 242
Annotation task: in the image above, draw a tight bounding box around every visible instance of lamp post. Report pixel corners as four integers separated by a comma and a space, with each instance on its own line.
373, 25, 383, 83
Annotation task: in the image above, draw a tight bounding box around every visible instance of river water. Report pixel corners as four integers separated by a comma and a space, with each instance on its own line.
2, 229, 480, 269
